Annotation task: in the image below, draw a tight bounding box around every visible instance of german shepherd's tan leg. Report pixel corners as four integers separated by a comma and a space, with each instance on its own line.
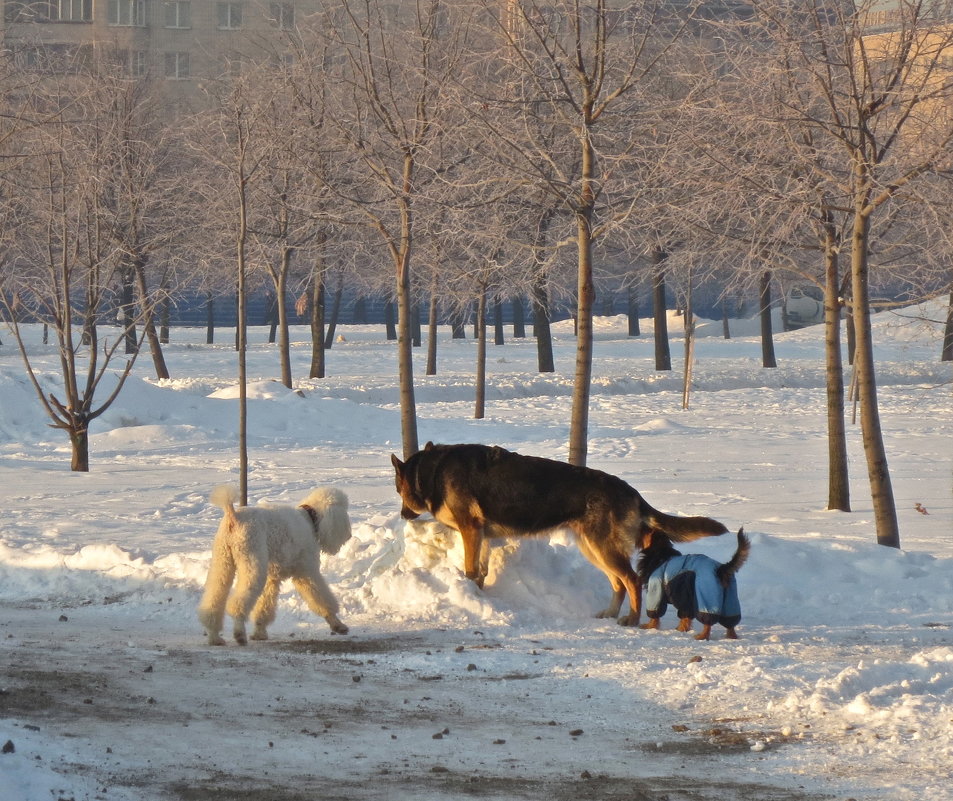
456, 524, 486, 588
478, 539, 491, 586
576, 537, 622, 618
436, 500, 489, 588
613, 566, 643, 627
577, 535, 642, 626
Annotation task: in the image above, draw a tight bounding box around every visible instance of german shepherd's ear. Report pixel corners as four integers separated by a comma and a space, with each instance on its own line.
424, 441, 435, 450
390, 453, 404, 471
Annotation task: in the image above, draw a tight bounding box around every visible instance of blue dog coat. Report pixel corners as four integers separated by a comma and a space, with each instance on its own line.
644, 553, 741, 628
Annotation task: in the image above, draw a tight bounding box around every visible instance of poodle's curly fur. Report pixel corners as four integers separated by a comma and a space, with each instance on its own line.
197, 485, 352, 646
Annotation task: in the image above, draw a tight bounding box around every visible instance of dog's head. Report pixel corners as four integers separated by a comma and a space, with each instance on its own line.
636, 529, 682, 580
390, 449, 430, 520
299, 487, 352, 555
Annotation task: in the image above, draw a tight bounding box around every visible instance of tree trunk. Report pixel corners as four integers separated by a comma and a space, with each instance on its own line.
512, 298, 525, 338
69, 424, 90, 472
493, 300, 504, 346
475, 287, 487, 420
412, 304, 422, 348
722, 299, 731, 339
312, 277, 326, 378
206, 293, 215, 344
323, 273, 344, 349
119, 266, 137, 355
568, 201, 595, 467
158, 270, 171, 344
276, 249, 292, 389
851, 208, 899, 548
426, 289, 438, 376
385, 302, 398, 341
628, 287, 640, 337
532, 278, 555, 373
134, 256, 170, 380
652, 247, 671, 371
942, 284, 953, 362
159, 288, 172, 345
236, 186, 249, 506
396, 172, 419, 458
397, 247, 419, 456
682, 275, 694, 411
824, 244, 850, 512
234, 292, 240, 352
531, 207, 555, 373
266, 294, 278, 343
760, 270, 777, 368
846, 308, 856, 366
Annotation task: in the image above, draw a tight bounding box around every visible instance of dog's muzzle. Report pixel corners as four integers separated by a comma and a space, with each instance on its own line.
400, 504, 421, 520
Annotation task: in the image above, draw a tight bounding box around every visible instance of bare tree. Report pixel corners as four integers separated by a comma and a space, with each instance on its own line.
464, 0, 695, 465
305, 0, 468, 458
0, 61, 158, 471
193, 66, 281, 503
702, 1, 953, 546
97, 69, 188, 382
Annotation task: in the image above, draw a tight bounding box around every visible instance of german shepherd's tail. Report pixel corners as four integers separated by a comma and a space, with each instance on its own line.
716, 528, 750, 588
642, 503, 729, 543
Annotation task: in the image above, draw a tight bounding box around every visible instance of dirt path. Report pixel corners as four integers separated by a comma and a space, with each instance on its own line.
1, 604, 828, 801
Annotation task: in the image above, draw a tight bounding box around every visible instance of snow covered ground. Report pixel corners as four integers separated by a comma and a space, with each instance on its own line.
0, 303, 950, 801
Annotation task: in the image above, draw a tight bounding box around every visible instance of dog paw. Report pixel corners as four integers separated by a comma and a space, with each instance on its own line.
594, 609, 620, 619
250, 629, 269, 641
616, 614, 641, 627
234, 634, 248, 646
207, 635, 227, 646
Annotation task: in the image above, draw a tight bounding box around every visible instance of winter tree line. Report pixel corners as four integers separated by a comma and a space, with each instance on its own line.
2, 0, 953, 550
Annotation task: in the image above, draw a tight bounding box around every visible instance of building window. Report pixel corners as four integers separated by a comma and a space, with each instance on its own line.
131, 50, 148, 76
216, 2, 241, 30
53, 0, 92, 21
4, 0, 91, 22
164, 51, 190, 79
16, 42, 90, 72
108, 0, 147, 26
110, 48, 148, 76
164, 0, 189, 28
268, 2, 293, 30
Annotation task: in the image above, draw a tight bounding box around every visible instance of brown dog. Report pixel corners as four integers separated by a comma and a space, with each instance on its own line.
637, 528, 750, 640
391, 443, 730, 626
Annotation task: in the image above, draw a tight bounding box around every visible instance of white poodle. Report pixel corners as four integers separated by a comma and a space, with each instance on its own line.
197, 485, 352, 646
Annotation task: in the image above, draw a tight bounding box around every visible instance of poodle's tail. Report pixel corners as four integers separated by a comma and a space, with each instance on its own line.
210, 485, 240, 529
716, 528, 750, 588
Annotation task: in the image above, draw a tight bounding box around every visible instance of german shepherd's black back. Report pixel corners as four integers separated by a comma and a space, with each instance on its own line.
400, 443, 639, 536
391, 442, 731, 626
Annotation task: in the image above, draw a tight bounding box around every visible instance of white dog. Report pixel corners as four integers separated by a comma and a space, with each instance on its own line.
197, 485, 352, 646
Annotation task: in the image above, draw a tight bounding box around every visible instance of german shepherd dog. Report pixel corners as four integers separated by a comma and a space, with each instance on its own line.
390, 442, 731, 626
637, 528, 750, 640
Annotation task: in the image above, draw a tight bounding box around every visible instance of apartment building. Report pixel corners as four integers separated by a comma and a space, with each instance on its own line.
2, 0, 313, 103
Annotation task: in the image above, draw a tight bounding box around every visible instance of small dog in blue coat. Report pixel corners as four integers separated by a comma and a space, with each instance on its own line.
637, 528, 750, 640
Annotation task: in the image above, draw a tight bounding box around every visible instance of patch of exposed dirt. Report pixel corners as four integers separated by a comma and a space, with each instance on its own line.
0, 615, 832, 801
272, 635, 421, 656
165, 771, 824, 801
